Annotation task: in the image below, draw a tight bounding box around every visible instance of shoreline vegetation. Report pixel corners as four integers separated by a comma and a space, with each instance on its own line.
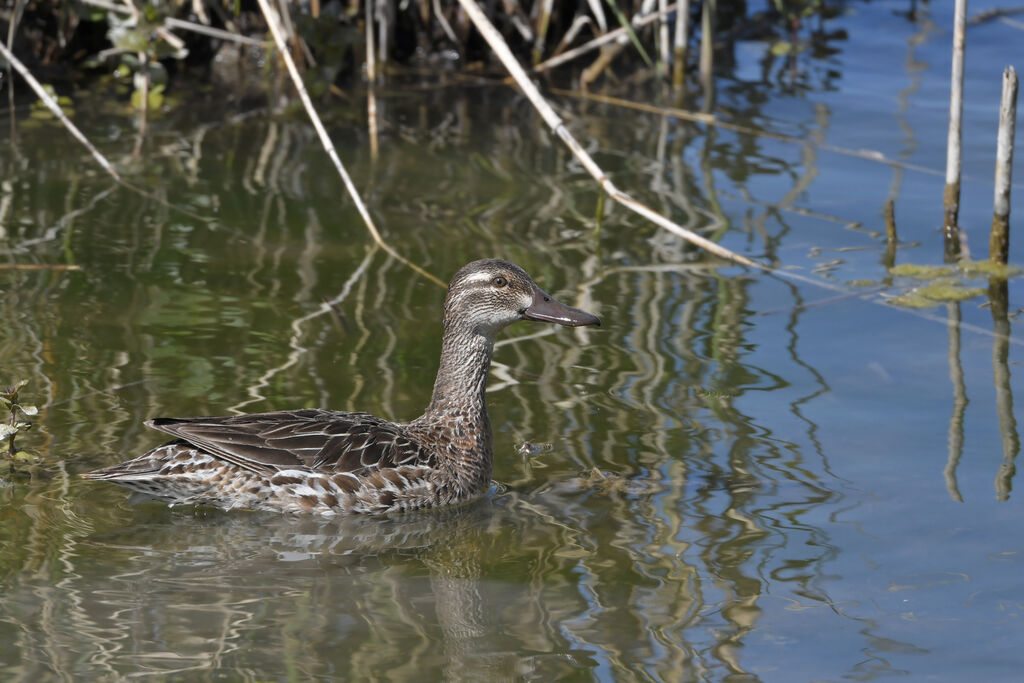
0, 2, 1018, 302
3, 1, 842, 94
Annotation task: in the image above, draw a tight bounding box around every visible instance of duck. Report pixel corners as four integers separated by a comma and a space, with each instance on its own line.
82, 259, 601, 516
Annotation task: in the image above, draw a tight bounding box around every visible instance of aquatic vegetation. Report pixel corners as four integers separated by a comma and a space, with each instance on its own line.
889, 263, 957, 279
958, 260, 1022, 279
887, 261, 1021, 307
889, 280, 987, 308
0, 380, 38, 460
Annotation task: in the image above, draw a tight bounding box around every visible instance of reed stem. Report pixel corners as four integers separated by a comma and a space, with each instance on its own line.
943, 0, 967, 258
990, 65, 1017, 264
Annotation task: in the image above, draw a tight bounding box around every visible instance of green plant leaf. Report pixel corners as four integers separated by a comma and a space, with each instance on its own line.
604, 0, 653, 67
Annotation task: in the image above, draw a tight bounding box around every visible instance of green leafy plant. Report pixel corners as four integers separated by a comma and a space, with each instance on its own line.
1, 380, 38, 460
102, 8, 188, 111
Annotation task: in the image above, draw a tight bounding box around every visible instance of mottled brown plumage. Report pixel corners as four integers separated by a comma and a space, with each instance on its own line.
83, 259, 601, 515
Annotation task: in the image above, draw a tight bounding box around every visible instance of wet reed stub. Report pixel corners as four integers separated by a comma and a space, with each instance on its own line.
990, 66, 1017, 265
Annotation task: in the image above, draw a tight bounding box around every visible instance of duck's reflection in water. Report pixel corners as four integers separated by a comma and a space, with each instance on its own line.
79, 494, 595, 679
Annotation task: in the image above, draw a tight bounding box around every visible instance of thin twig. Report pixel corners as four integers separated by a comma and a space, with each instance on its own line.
456, 0, 757, 268
255, 0, 445, 288
0, 41, 121, 181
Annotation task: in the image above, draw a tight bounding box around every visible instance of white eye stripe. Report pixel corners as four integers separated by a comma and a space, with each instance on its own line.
459, 272, 497, 285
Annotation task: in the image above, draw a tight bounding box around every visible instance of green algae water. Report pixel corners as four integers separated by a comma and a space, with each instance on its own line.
2, 2, 1023, 680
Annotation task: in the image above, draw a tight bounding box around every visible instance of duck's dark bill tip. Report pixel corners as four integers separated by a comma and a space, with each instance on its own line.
523, 297, 601, 328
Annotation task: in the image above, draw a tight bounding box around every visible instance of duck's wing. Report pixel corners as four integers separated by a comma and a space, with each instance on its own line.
147, 409, 433, 476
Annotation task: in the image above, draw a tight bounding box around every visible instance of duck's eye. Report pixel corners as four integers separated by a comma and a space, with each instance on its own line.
492, 276, 508, 288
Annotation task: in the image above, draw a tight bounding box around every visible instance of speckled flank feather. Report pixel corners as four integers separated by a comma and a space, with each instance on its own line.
83, 259, 601, 516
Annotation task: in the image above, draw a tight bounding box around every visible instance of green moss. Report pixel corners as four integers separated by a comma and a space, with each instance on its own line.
889, 293, 942, 308
889, 278, 987, 308
917, 281, 986, 302
958, 260, 1023, 279
889, 264, 956, 279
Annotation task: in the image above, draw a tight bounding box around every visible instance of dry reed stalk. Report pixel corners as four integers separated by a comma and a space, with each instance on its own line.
455, 0, 757, 268
367, 85, 379, 160
0, 264, 82, 271
365, 0, 379, 158
255, 0, 444, 287
581, 40, 626, 86
698, 0, 715, 105
0, 41, 121, 181
164, 18, 267, 46
658, 0, 670, 77
550, 15, 594, 60
365, 0, 377, 83
990, 66, 1017, 264
534, 2, 681, 73
585, 0, 608, 33
432, 0, 459, 47
672, 0, 690, 87
943, 0, 967, 257
534, 0, 554, 65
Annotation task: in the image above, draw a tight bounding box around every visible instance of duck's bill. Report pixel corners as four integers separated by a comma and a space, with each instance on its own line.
523, 287, 601, 327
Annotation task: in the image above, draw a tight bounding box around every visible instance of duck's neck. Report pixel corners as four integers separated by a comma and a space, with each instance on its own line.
423, 325, 494, 422
415, 325, 495, 481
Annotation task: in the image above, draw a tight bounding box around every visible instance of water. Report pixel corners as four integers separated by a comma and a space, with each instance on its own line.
2, 1, 1022, 679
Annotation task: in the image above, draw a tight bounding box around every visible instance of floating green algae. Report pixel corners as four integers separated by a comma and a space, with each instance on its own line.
890, 261, 1022, 281
958, 260, 1023, 279
889, 280, 987, 308
916, 281, 986, 301
889, 264, 956, 279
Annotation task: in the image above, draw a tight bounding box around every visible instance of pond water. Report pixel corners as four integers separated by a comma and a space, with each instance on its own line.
2, 1, 1023, 680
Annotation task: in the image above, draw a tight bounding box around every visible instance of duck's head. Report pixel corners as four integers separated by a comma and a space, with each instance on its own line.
443, 259, 601, 336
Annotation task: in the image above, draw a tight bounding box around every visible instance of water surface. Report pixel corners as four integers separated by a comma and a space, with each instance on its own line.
1, 1, 1022, 680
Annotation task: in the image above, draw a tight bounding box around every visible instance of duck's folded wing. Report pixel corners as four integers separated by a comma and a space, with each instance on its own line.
147, 409, 432, 476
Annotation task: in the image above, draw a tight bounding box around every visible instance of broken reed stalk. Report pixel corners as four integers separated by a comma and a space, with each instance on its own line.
943, 0, 967, 258
672, 0, 690, 87
254, 0, 444, 288
990, 65, 1017, 264
884, 198, 897, 269
455, 0, 757, 268
0, 41, 121, 181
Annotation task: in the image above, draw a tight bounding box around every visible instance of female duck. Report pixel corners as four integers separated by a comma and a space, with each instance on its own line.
83, 259, 600, 515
